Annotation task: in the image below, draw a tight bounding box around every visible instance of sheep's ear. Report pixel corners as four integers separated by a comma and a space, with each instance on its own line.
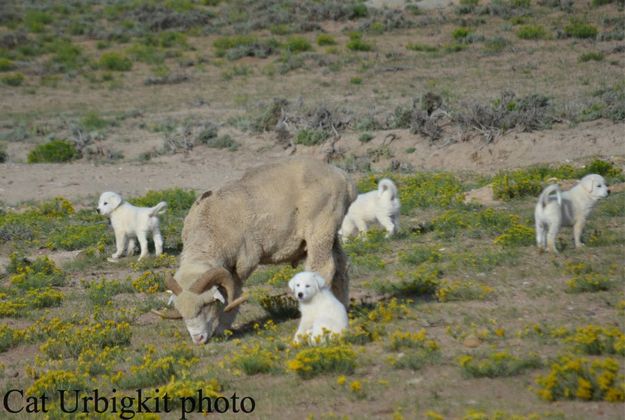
313, 273, 326, 289
212, 287, 225, 304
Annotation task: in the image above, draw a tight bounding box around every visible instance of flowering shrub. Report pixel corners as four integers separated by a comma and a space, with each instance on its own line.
0, 324, 22, 352
40, 319, 131, 359
436, 280, 493, 302
493, 222, 534, 247
130, 253, 177, 271
27, 370, 87, 399
566, 273, 613, 293
84, 278, 133, 305
8, 254, 65, 290
357, 172, 465, 212
258, 293, 299, 319
288, 345, 357, 379
150, 377, 222, 403
536, 356, 625, 402
366, 298, 409, 323
458, 351, 542, 378
568, 325, 625, 355
227, 342, 283, 375
0, 287, 63, 317
387, 330, 440, 371
132, 271, 167, 294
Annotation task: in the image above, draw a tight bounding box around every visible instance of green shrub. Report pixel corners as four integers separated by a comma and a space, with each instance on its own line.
317, 34, 337, 46
0, 325, 21, 352
564, 20, 598, 39
213, 35, 258, 57
375, 265, 442, 297
579, 52, 604, 62
0, 58, 15, 72
295, 128, 329, 146
81, 111, 111, 131
131, 188, 196, 213
46, 223, 109, 250
48, 40, 83, 72
452, 27, 472, 40
27, 140, 79, 163
406, 43, 438, 52
347, 33, 373, 52
1, 72, 24, 86
352, 4, 369, 18
517, 24, 549, 40
459, 351, 542, 378
202, 134, 239, 151
8, 254, 66, 290
24, 10, 53, 32
493, 223, 535, 247
358, 133, 374, 143
284, 36, 312, 53
99, 52, 133, 71
259, 294, 299, 319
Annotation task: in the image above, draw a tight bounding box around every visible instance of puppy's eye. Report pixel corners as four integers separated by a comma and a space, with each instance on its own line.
305, 285, 310, 288
104, 202, 108, 205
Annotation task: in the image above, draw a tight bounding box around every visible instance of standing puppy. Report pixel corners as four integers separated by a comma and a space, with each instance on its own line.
289, 272, 348, 344
535, 174, 610, 253
97, 192, 167, 261
339, 178, 400, 240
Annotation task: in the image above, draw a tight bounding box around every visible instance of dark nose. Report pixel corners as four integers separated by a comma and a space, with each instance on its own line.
96, 208, 100, 214
607, 189, 611, 195
298, 292, 303, 298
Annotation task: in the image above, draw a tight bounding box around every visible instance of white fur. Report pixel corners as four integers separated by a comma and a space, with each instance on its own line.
339, 178, 400, 239
535, 174, 610, 253
97, 191, 167, 261
289, 272, 348, 344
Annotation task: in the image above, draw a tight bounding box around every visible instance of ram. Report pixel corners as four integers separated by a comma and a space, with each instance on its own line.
161, 158, 357, 344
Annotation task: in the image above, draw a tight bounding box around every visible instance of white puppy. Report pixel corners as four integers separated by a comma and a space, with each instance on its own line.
535, 174, 610, 253
339, 178, 400, 240
289, 272, 348, 344
97, 191, 167, 261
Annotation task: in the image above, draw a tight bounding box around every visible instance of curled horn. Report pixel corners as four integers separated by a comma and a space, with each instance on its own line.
224, 294, 248, 312
150, 308, 182, 319
166, 273, 183, 295
189, 267, 236, 308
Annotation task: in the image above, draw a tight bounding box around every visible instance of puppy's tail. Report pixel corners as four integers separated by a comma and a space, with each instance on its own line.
539, 184, 561, 208
378, 178, 398, 200
149, 201, 168, 216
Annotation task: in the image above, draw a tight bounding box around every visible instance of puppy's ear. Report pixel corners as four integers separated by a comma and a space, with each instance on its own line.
581, 176, 594, 193
313, 273, 326, 290
110, 193, 123, 209
288, 276, 298, 292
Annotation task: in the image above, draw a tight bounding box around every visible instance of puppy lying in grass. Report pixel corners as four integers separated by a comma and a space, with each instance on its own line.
289, 272, 348, 345
339, 178, 400, 240
535, 174, 610, 253
97, 191, 167, 262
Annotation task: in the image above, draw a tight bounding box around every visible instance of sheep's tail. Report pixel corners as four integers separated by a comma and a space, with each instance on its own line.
378, 178, 398, 200
539, 184, 561, 208
149, 201, 168, 216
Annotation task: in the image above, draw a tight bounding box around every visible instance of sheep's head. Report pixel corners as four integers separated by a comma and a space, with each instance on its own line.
165, 268, 246, 344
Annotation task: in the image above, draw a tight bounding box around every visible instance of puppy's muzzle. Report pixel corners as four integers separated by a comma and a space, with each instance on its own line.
297, 292, 303, 299
96, 208, 101, 214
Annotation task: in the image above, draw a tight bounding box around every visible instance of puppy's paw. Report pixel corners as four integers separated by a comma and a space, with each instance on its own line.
107, 257, 120, 263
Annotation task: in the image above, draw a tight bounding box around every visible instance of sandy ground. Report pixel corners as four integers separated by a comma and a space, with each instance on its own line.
1, 119, 622, 206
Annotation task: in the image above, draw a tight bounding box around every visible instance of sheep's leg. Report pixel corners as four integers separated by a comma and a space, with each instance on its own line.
330, 239, 350, 308
126, 238, 136, 256
153, 228, 163, 256
111, 230, 127, 260
305, 232, 337, 292
137, 231, 149, 260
